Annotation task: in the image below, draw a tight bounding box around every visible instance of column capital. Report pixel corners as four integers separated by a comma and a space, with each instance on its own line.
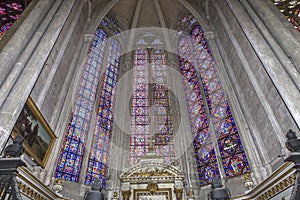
204, 31, 215, 40
84, 34, 94, 43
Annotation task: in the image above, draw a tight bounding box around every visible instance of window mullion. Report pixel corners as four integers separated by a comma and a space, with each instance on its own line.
186, 37, 227, 180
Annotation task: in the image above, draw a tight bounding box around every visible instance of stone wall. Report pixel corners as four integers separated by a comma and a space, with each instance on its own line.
205, 0, 300, 196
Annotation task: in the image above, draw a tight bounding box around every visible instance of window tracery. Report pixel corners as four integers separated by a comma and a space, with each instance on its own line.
177, 15, 250, 185
84, 38, 121, 187
55, 17, 121, 186
55, 28, 108, 182
130, 48, 175, 164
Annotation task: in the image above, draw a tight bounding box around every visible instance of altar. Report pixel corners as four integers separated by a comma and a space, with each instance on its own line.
138, 195, 167, 200
120, 154, 184, 200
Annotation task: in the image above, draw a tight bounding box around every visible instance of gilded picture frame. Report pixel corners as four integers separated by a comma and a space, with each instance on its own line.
10, 97, 56, 167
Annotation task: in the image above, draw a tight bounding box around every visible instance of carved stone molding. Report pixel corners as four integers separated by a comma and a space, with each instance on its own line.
174, 188, 183, 199
232, 162, 296, 200
120, 156, 185, 200
18, 182, 47, 200
147, 183, 159, 194
121, 190, 131, 200
120, 157, 184, 183
257, 171, 296, 200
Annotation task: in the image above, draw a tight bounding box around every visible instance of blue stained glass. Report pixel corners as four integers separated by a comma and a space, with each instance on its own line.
177, 35, 220, 185
187, 23, 251, 180
85, 39, 121, 187
177, 16, 250, 184
55, 28, 108, 182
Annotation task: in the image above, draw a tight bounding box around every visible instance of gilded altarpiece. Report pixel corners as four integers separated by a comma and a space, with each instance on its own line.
120, 154, 184, 200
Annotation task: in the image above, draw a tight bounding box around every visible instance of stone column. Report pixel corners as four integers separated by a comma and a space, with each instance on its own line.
246, 0, 300, 69
107, 56, 132, 196
0, 0, 76, 152
0, 0, 57, 91
224, 0, 300, 129
45, 33, 93, 185
204, 30, 266, 184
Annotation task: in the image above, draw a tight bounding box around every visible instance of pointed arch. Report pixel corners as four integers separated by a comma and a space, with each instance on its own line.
177, 16, 251, 186
55, 16, 122, 185
84, 38, 121, 186
55, 28, 108, 182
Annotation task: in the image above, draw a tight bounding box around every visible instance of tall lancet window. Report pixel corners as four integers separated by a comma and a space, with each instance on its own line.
130, 49, 150, 164
130, 48, 175, 164
177, 16, 250, 186
150, 49, 175, 163
0, 0, 32, 40
55, 17, 121, 185
85, 38, 121, 186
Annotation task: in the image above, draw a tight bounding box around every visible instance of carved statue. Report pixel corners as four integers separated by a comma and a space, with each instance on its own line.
84, 178, 104, 200
4, 135, 24, 158
286, 129, 300, 152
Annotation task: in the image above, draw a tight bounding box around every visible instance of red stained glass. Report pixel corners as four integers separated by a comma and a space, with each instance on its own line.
130, 49, 175, 164
177, 16, 250, 185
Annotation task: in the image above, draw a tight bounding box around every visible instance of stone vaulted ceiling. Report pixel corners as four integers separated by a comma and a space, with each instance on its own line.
109, 0, 199, 30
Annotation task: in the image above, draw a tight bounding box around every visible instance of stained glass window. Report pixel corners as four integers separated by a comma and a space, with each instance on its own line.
0, 0, 31, 40
130, 48, 175, 164
273, 0, 300, 32
55, 28, 108, 182
177, 36, 220, 185
150, 49, 175, 163
85, 38, 121, 187
130, 49, 151, 164
177, 16, 250, 186
55, 15, 121, 185
191, 25, 250, 178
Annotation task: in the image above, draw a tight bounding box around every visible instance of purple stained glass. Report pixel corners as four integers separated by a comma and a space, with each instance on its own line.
177, 36, 220, 186
0, 0, 31, 40
55, 28, 108, 182
190, 24, 250, 178
85, 38, 121, 187
130, 49, 150, 163
151, 49, 175, 161
130, 49, 175, 164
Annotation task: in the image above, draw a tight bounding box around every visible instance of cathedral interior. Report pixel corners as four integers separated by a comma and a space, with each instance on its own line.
0, 0, 300, 199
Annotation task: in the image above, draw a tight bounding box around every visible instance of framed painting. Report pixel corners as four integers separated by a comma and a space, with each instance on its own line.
10, 97, 56, 167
